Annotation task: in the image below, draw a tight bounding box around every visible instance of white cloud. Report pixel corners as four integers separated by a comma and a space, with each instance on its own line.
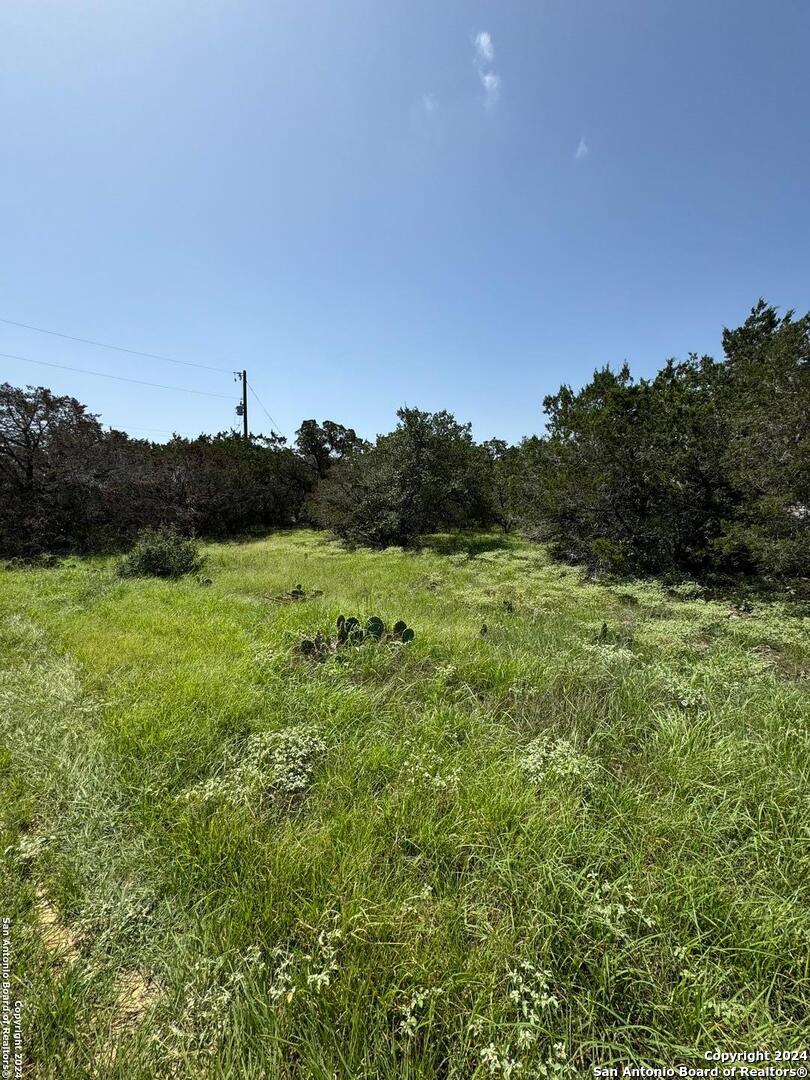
575, 136, 589, 160
481, 71, 501, 108
473, 31, 500, 108
474, 30, 494, 64
422, 93, 438, 113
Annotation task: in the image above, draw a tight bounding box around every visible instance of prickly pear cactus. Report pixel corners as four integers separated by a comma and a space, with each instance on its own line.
298, 632, 330, 661
299, 637, 316, 657
299, 614, 415, 661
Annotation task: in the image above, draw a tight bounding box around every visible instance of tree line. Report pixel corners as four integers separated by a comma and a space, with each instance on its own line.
1, 300, 807, 581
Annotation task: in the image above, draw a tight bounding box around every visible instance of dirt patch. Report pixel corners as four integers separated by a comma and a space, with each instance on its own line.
754, 642, 810, 683
34, 887, 81, 967
90, 968, 160, 1074
111, 969, 160, 1036
34, 884, 159, 1046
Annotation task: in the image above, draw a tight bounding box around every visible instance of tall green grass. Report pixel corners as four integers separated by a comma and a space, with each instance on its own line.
1, 531, 808, 1078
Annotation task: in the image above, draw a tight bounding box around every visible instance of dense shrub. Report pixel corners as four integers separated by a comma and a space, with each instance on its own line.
295, 419, 368, 479
713, 302, 810, 578
0, 385, 316, 557
528, 301, 809, 581
117, 526, 204, 579
311, 408, 497, 547
0, 384, 105, 557
533, 358, 734, 574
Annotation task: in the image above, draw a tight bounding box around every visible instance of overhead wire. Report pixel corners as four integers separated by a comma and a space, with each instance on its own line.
0, 316, 232, 373
0, 317, 282, 437
0, 351, 233, 399
247, 380, 282, 433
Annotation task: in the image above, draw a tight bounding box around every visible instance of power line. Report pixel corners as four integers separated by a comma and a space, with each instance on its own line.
0, 315, 232, 374
0, 351, 233, 399
247, 380, 282, 433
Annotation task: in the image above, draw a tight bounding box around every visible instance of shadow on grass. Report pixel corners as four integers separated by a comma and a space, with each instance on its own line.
421, 531, 515, 558
585, 563, 810, 611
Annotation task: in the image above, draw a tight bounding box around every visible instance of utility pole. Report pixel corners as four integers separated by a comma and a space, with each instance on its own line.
234, 369, 249, 440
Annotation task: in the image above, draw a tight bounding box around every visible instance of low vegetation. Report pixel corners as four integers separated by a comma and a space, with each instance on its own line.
298, 614, 416, 662
2, 530, 808, 1077
2, 301, 807, 586
117, 525, 204, 579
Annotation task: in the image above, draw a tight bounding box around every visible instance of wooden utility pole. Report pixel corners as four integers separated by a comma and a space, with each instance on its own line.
234, 369, 249, 440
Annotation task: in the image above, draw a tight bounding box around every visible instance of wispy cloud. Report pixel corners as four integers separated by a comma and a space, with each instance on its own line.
474, 30, 494, 64
473, 30, 500, 108
422, 93, 438, 113
575, 136, 589, 160
481, 72, 501, 108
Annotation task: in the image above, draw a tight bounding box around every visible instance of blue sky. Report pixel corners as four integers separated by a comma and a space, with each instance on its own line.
1, 0, 808, 443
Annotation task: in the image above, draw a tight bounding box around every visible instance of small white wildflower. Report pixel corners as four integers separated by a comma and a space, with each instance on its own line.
177, 728, 325, 812
481, 1044, 523, 1077
522, 737, 599, 787
304, 924, 341, 993
586, 876, 656, 938
400, 740, 462, 792
516, 1028, 537, 1050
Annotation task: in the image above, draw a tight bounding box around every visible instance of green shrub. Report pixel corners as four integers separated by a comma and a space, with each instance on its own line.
310, 407, 495, 548
589, 537, 631, 575
117, 526, 204, 579
533, 301, 809, 580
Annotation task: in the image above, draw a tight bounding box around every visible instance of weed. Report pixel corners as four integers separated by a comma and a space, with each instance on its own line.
179, 728, 326, 813
117, 525, 203, 579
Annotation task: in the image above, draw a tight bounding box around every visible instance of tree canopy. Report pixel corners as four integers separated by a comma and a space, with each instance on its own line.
2, 300, 807, 583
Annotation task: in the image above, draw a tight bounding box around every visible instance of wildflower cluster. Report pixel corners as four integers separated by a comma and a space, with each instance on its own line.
507, 959, 559, 1021
477, 961, 569, 1077
521, 736, 599, 787
580, 639, 636, 664
78, 884, 155, 949
480, 1040, 569, 1078
507, 676, 539, 700
154, 946, 265, 1061
265, 917, 343, 1007
6, 833, 49, 866
431, 662, 458, 687
178, 728, 325, 813
266, 947, 296, 1003
401, 882, 434, 916
672, 946, 753, 1026
480, 1043, 522, 1078
304, 921, 342, 992
400, 734, 462, 792
658, 672, 708, 711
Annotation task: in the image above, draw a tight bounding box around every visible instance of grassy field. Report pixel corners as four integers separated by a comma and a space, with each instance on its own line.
2, 530, 809, 1079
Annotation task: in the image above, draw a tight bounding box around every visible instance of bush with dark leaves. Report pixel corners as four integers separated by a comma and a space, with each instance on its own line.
117, 526, 204, 579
